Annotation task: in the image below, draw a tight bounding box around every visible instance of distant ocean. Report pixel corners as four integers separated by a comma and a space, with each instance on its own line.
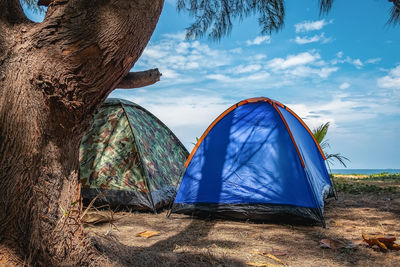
331, 169, 400, 175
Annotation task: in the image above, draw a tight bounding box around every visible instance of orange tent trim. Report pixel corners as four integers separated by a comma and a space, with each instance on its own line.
273, 101, 326, 160
272, 103, 306, 168
184, 97, 326, 168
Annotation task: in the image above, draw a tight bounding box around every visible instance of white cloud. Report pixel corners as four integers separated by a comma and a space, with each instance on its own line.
246, 35, 271, 46
130, 94, 229, 128
264, 51, 338, 79
377, 65, 400, 89
366, 58, 382, 64
253, 54, 267, 61
135, 31, 341, 90
229, 64, 262, 74
206, 71, 271, 83
295, 19, 333, 33
339, 82, 350, 89
205, 74, 229, 82
351, 58, 363, 69
230, 48, 243, 54
266, 52, 320, 70
136, 31, 233, 84
161, 31, 186, 40
295, 35, 320, 44
331, 54, 363, 69
283, 93, 400, 168
287, 94, 387, 131
287, 66, 338, 78
295, 32, 332, 44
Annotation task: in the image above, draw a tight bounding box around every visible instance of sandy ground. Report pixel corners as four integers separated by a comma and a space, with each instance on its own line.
86, 191, 400, 266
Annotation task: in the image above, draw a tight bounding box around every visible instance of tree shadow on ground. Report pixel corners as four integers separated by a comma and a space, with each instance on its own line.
92, 218, 246, 266
89, 192, 400, 266
91, 111, 243, 266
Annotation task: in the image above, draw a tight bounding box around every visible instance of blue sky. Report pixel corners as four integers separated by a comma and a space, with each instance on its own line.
24, 0, 400, 168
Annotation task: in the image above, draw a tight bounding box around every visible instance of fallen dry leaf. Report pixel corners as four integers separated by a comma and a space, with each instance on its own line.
250, 251, 285, 265
377, 236, 396, 243
362, 234, 396, 251
320, 239, 346, 249
362, 234, 399, 251
0, 255, 8, 264
261, 253, 285, 265
135, 230, 160, 238
391, 243, 400, 251
247, 262, 282, 267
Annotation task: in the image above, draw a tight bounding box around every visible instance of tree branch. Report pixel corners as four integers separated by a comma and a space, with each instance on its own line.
116, 68, 162, 89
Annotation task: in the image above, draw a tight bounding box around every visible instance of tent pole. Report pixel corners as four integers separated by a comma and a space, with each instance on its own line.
321, 217, 327, 228
166, 166, 188, 218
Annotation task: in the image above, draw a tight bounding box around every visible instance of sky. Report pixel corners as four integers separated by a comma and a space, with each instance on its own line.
24, 0, 400, 169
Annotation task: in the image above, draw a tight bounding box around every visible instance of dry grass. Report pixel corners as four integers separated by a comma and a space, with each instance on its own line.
86, 176, 400, 266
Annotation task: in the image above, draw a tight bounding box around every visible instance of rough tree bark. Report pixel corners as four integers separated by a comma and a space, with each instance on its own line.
0, 0, 164, 265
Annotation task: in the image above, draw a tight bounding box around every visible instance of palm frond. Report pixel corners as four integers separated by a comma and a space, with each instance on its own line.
312, 121, 330, 144
313, 121, 350, 168
319, 139, 330, 151
326, 153, 350, 168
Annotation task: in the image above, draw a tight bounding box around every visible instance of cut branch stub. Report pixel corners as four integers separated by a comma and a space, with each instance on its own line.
117, 68, 162, 89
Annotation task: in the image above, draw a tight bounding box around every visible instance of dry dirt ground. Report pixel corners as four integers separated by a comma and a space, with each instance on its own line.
86, 190, 400, 267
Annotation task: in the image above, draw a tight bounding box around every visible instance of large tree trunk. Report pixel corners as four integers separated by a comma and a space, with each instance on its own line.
0, 0, 164, 265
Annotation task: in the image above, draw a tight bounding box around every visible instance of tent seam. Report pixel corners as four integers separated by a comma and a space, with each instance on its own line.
120, 102, 156, 212
272, 103, 306, 168
273, 103, 325, 225
274, 101, 326, 160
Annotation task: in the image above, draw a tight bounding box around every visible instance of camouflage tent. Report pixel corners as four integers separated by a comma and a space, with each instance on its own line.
79, 98, 189, 211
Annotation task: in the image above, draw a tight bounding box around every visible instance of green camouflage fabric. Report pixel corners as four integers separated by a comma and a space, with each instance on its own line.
123, 103, 189, 192
79, 105, 149, 192
79, 98, 188, 198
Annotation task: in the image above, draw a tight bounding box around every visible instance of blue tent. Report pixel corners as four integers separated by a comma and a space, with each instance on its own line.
172, 97, 334, 226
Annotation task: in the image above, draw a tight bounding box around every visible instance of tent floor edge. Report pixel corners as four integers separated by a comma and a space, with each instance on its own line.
171, 203, 323, 225
82, 187, 154, 212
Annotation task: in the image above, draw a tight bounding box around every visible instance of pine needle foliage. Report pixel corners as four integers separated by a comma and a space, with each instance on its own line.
20, 0, 399, 39
177, 0, 285, 40
318, 0, 333, 15
176, 0, 399, 40
388, 0, 400, 26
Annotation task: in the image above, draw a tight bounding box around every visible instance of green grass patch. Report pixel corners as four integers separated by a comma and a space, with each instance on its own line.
334, 182, 397, 194
363, 172, 400, 181
331, 173, 399, 194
